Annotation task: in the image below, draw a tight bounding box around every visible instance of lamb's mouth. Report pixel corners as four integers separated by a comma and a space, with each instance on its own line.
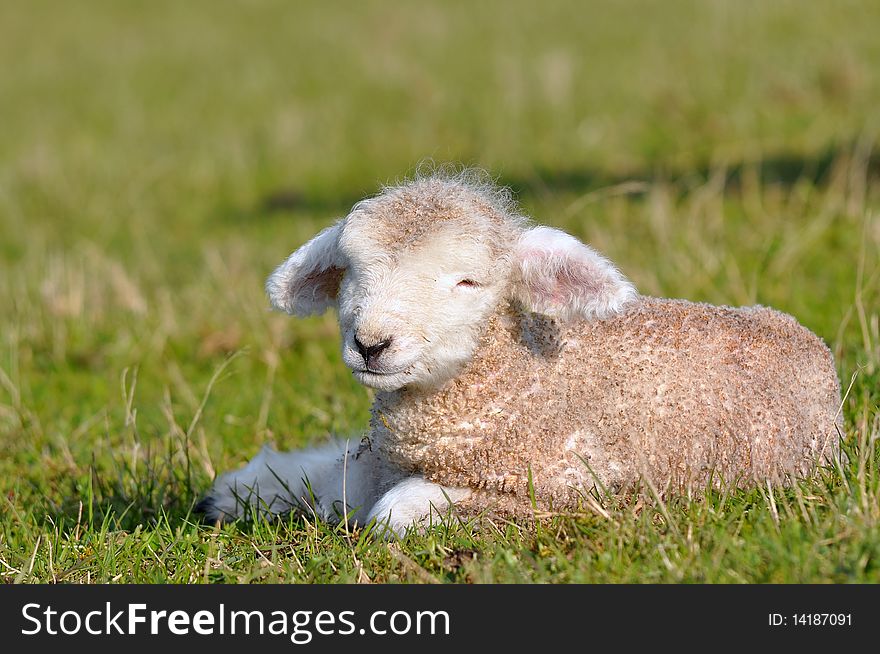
354, 368, 404, 377
352, 367, 412, 389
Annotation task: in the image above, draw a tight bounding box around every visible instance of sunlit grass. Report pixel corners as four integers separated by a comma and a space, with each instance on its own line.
0, 0, 878, 583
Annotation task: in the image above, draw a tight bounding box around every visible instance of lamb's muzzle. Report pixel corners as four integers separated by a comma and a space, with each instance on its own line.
200, 169, 843, 535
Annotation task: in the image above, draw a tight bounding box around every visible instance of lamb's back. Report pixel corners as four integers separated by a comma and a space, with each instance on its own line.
562, 297, 841, 491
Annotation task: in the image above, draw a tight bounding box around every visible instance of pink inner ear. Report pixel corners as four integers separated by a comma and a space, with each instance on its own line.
517, 242, 629, 321
520, 249, 602, 308
293, 266, 343, 305
557, 262, 605, 300
526, 272, 565, 306
514, 226, 636, 320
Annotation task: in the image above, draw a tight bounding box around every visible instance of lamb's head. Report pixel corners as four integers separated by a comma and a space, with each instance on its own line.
267, 173, 636, 392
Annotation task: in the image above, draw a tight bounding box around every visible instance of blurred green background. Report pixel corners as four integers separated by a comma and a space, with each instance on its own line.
0, 0, 878, 582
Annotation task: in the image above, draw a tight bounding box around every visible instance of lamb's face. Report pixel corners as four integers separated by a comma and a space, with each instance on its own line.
265, 175, 638, 394
334, 218, 512, 391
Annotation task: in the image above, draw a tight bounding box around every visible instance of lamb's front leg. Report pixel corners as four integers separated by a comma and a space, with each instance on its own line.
197, 439, 382, 525
365, 477, 471, 538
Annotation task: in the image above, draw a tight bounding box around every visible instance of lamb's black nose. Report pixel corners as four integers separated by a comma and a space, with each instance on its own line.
354, 335, 393, 367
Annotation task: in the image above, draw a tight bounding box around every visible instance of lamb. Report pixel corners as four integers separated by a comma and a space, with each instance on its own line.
198, 170, 843, 535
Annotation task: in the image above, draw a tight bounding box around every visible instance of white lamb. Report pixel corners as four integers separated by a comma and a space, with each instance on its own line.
198, 170, 842, 535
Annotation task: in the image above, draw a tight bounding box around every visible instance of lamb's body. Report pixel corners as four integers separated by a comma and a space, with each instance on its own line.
374, 297, 841, 518
200, 171, 843, 535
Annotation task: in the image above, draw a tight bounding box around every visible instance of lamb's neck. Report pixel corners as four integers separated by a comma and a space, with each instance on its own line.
370, 304, 563, 488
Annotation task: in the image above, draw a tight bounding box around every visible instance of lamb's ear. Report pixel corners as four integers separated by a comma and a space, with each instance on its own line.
510, 226, 637, 321
266, 222, 344, 316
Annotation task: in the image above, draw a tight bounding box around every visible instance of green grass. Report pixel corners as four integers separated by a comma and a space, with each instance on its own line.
1, 0, 878, 583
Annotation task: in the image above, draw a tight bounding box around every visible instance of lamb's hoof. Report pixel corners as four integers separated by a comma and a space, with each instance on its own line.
194, 494, 231, 524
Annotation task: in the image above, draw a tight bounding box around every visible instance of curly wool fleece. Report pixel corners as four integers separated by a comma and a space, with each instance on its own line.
202, 170, 844, 531
372, 296, 842, 518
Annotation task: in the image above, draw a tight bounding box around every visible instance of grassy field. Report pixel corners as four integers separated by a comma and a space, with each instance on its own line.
1, 0, 878, 583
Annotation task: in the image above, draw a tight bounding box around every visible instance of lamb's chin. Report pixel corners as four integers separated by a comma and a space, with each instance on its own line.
352, 369, 410, 392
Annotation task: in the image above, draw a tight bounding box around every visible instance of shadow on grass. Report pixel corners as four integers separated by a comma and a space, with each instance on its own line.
510, 143, 878, 198
233, 142, 879, 220
39, 450, 208, 535
41, 454, 318, 538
